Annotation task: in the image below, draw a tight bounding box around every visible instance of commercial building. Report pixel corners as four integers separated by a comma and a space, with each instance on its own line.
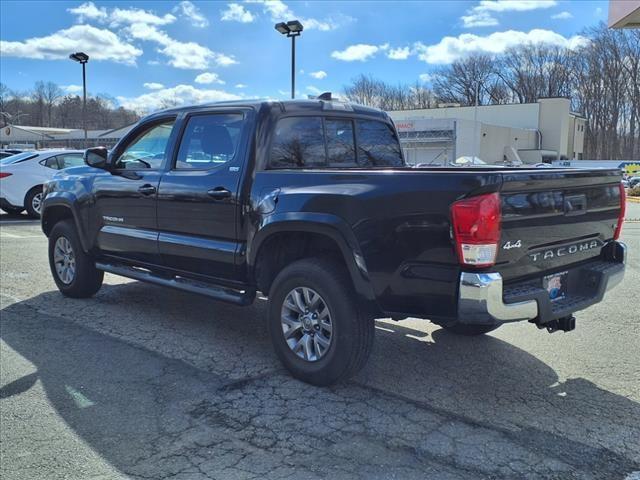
0, 123, 136, 149
389, 98, 586, 166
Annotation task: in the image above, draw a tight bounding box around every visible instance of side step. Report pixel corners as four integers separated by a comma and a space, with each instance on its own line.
95, 262, 255, 306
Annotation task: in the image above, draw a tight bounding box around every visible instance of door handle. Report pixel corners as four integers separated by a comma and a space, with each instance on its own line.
138, 184, 157, 195
207, 187, 231, 200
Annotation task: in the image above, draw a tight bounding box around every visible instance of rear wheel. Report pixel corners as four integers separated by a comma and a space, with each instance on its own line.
48, 220, 103, 298
25, 186, 43, 218
442, 324, 499, 336
268, 258, 374, 386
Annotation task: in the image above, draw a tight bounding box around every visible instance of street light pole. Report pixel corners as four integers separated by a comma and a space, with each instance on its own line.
69, 52, 89, 148
275, 20, 303, 99
291, 34, 296, 99
473, 81, 480, 162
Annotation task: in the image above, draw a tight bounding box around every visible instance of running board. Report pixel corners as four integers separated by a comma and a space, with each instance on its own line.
95, 261, 255, 306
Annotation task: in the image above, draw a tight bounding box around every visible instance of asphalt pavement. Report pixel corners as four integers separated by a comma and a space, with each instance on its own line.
1, 205, 639, 480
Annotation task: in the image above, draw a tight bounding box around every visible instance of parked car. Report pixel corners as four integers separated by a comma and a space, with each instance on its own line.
0, 150, 84, 217
629, 176, 640, 188
0, 149, 23, 159
41, 99, 626, 386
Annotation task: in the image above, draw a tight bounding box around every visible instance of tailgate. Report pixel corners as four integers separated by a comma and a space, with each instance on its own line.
496, 168, 623, 282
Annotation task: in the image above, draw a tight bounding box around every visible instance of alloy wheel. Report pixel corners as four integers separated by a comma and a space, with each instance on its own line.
53, 236, 76, 284
281, 287, 333, 362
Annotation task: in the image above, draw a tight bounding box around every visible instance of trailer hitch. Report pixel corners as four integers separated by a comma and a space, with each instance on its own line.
541, 315, 576, 333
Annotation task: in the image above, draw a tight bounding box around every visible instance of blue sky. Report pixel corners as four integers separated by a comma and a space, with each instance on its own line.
0, 0, 609, 113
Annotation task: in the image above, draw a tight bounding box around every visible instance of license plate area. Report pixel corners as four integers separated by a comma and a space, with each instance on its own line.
543, 271, 568, 302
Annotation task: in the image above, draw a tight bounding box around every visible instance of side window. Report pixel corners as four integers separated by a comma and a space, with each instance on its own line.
269, 117, 326, 168
175, 113, 244, 169
57, 154, 84, 169
356, 120, 404, 167
42, 156, 60, 169
113, 120, 175, 170
325, 118, 356, 166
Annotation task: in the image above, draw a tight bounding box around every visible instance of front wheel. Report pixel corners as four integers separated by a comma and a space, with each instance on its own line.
268, 258, 374, 386
48, 220, 104, 298
441, 323, 499, 336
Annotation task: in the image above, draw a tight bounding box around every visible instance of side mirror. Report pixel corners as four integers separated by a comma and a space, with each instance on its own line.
84, 147, 109, 169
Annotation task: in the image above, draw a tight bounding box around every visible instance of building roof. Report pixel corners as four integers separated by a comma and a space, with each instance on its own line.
608, 0, 640, 28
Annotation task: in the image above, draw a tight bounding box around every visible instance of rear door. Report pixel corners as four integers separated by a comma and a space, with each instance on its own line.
496, 168, 623, 282
156, 109, 250, 281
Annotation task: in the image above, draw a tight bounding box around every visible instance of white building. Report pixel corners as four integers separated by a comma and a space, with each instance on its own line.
0, 123, 136, 149
389, 98, 586, 166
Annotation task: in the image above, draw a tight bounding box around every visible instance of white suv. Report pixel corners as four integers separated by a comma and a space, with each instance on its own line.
0, 150, 84, 217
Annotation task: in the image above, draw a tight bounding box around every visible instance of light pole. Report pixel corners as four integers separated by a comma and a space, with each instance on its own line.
473, 81, 480, 163
69, 52, 89, 148
275, 20, 303, 99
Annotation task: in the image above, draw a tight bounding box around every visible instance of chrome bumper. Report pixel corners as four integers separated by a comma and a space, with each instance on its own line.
458, 242, 626, 325
458, 272, 538, 323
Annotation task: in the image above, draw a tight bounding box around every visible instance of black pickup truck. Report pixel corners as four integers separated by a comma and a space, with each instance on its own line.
41, 98, 627, 385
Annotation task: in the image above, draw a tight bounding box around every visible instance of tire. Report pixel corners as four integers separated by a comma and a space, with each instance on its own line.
442, 323, 499, 336
25, 186, 43, 218
268, 257, 374, 386
48, 219, 103, 298
1, 206, 24, 215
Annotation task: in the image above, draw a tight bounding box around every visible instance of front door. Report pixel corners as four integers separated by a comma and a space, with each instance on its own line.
156, 111, 248, 281
92, 117, 176, 265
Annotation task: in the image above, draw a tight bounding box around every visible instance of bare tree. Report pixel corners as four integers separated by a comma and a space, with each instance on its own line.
433, 54, 495, 106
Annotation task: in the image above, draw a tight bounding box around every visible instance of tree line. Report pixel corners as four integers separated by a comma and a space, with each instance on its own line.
0, 81, 139, 131
342, 23, 639, 160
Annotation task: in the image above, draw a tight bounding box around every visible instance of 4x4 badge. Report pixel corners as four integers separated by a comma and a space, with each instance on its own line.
503, 240, 522, 250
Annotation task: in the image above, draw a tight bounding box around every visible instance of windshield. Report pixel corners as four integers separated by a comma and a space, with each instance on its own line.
0, 152, 38, 165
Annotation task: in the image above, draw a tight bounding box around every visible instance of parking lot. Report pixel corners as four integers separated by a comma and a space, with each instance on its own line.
1, 205, 639, 480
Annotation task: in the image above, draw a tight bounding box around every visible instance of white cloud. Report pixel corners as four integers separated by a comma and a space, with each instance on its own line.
67, 2, 107, 22
194, 72, 225, 84
418, 73, 434, 83
309, 70, 327, 79
117, 84, 242, 113
0, 24, 143, 64
461, 11, 499, 27
143, 82, 164, 90
62, 84, 83, 93
249, 0, 353, 31
68, 2, 176, 26
235, 83, 247, 88
415, 29, 587, 64
387, 46, 411, 60
221, 3, 255, 23
306, 85, 322, 95
462, 0, 557, 28
125, 23, 237, 69
331, 44, 380, 62
551, 11, 573, 19
174, 1, 209, 27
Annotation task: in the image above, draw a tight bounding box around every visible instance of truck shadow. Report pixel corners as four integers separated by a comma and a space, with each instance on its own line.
1, 285, 638, 478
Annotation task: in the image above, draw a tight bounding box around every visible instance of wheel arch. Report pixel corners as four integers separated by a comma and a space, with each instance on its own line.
249, 213, 377, 306
41, 195, 90, 252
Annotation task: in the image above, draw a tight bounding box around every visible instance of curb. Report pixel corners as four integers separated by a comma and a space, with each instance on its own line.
627, 197, 640, 204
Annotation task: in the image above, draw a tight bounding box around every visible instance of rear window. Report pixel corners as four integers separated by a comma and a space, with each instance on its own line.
268, 116, 403, 169
270, 117, 325, 168
0, 152, 37, 165
357, 120, 404, 167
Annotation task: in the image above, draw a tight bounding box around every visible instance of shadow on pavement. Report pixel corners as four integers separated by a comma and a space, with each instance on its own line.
1, 287, 639, 479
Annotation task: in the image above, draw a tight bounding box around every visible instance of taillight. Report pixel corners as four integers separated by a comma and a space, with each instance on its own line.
451, 192, 501, 267
614, 182, 626, 240
0, 172, 12, 179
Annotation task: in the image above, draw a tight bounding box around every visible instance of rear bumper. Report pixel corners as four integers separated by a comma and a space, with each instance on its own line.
458, 241, 626, 325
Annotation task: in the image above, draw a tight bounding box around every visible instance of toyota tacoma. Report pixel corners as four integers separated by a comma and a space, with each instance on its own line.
41, 98, 627, 385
